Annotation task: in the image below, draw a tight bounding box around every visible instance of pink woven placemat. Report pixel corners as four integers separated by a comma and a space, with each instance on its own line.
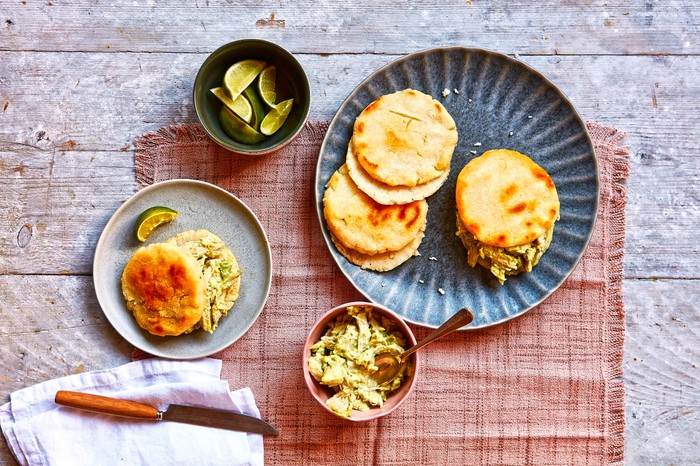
134, 121, 627, 465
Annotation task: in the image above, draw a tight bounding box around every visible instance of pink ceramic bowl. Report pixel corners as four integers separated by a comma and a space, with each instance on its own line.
302, 301, 420, 421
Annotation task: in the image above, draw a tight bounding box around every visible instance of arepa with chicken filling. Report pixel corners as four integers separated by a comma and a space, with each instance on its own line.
455, 149, 560, 284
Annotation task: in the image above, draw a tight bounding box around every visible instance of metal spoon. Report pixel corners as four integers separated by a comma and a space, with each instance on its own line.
372, 308, 474, 385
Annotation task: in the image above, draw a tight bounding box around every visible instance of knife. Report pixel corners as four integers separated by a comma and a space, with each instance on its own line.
54, 390, 278, 436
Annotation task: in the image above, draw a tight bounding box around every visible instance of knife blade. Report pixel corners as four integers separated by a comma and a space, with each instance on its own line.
54, 390, 278, 436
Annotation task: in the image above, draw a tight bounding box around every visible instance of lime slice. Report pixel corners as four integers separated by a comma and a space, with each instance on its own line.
243, 85, 267, 131
135, 206, 178, 242
219, 105, 266, 144
259, 98, 294, 136
210, 87, 253, 123
222, 59, 266, 101
257, 65, 277, 108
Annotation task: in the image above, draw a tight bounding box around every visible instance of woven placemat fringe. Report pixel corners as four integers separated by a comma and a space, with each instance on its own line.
301, 120, 329, 143
134, 124, 210, 188
588, 120, 628, 465
137, 123, 209, 148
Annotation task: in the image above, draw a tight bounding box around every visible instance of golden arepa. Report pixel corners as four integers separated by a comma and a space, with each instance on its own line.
345, 143, 449, 205
329, 230, 424, 272
121, 242, 205, 337
455, 149, 559, 248
351, 89, 458, 187
323, 164, 428, 256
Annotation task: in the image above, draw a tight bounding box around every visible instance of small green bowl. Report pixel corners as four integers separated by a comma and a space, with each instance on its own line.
193, 39, 311, 155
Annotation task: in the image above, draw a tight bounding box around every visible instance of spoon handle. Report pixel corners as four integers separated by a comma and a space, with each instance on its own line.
401, 308, 474, 361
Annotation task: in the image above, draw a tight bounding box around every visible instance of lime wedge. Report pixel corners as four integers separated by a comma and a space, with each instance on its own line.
219, 105, 266, 144
222, 59, 266, 101
243, 85, 267, 131
210, 87, 253, 123
135, 206, 178, 242
257, 65, 277, 108
259, 98, 294, 136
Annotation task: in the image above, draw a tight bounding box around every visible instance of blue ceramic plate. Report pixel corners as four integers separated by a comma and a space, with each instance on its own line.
315, 47, 599, 329
94, 179, 272, 358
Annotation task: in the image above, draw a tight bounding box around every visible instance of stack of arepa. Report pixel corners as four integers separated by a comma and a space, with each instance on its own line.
323, 89, 458, 271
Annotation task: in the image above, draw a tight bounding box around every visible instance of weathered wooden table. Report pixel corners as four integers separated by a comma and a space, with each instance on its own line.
1, 2, 698, 464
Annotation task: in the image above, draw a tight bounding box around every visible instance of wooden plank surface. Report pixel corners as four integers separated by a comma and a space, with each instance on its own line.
0, 276, 696, 465
624, 279, 700, 463
1, 53, 698, 277
0, 0, 698, 464
1, 1, 698, 55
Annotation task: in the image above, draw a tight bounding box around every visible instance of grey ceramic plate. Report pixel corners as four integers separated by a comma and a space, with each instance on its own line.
315, 47, 599, 329
94, 179, 272, 358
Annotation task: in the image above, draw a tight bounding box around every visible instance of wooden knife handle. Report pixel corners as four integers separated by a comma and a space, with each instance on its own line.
55, 390, 159, 420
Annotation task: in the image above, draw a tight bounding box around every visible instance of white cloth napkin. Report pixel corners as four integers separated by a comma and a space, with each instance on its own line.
0, 358, 264, 466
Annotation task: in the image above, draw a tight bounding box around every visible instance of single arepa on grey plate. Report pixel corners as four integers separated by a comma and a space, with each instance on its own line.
121, 242, 206, 337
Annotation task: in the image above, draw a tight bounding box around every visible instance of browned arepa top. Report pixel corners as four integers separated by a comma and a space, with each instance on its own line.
456, 149, 560, 248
